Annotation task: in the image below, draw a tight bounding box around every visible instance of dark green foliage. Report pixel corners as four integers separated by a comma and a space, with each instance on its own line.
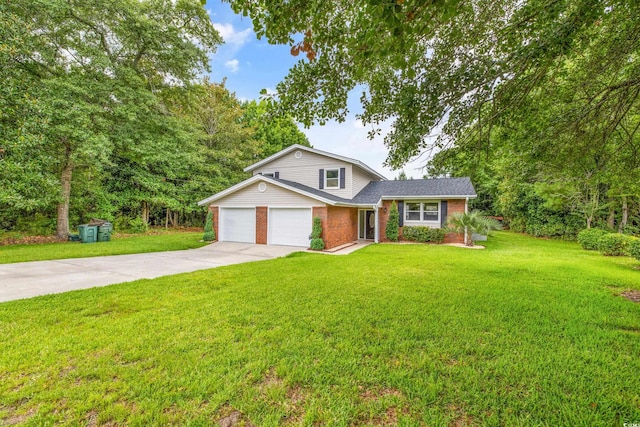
628, 238, 640, 261
310, 216, 324, 250
577, 228, 609, 251
203, 210, 215, 241
401, 226, 446, 244
128, 218, 149, 234
310, 238, 325, 251
385, 201, 399, 242
597, 233, 632, 256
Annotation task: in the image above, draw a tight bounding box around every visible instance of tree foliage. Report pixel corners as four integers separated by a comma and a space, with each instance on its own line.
385, 201, 399, 241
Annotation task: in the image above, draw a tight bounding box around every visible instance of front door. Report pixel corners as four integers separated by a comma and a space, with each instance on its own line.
358, 210, 375, 240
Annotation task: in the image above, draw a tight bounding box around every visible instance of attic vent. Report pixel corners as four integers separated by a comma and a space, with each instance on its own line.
294, 150, 302, 159
258, 183, 267, 192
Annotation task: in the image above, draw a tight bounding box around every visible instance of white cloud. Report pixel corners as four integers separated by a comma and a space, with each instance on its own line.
213, 23, 252, 47
224, 59, 240, 73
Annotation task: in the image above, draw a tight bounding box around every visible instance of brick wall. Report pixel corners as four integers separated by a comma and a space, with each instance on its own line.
256, 206, 268, 244
209, 205, 219, 241
313, 205, 357, 249
443, 199, 466, 244
377, 199, 467, 244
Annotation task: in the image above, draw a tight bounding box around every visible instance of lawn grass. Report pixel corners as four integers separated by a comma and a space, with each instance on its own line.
0, 232, 207, 264
1, 232, 639, 426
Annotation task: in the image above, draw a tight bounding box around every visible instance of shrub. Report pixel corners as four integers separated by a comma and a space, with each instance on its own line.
402, 226, 446, 244
577, 228, 609, 250
628, 238, 640, 261
309, 216, 324, 250
128, 217, 149, 234
597, 233, 632, 256
446, 210, 503, 246
203, 210, 216, 241
310, 238, 325, 250
385, 201, 399, 241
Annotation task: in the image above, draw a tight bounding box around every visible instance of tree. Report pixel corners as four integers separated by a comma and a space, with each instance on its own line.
227, 0, 640, 171
447, 210, 502, 247
203, 209, 216, 241
1, 0, 220, 238
385, 201, 399, 241
241, 100, 311, 157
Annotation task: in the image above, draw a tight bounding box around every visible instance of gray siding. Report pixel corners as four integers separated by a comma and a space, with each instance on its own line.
216, 182, 324, 207
253, 150, 354, 199
352, 167, 379, 198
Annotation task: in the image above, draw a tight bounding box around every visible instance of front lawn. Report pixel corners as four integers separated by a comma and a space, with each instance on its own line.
1, 233, 639, 425
0, 232, 207, 264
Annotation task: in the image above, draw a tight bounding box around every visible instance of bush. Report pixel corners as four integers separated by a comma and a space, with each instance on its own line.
128, 217, 149, 234
577, 228, 609, 250
385, 201, 399, 242
310, 238, 325, 250
309, 216, 324, 250
597, 233, 632, 256
402, 226, 446, 244
628, 238, 640, 261
203, 210, 216, 241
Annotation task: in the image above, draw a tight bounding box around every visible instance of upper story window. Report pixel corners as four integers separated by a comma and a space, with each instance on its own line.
325, 169, 340, 189
405, 201, 439, 222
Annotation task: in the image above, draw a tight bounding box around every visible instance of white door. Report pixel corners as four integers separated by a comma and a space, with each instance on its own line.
269, 208, 312, 247
219, 208, 255, 243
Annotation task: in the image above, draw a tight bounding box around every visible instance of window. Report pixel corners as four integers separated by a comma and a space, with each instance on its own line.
423, 202, 439, 221
405, 201, 439, 222
325, 169, 339, 188
406, 203, 421, 221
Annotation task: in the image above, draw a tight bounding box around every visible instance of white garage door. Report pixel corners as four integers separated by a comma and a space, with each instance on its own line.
269, 208, 312, 247
219, 208, 255, 243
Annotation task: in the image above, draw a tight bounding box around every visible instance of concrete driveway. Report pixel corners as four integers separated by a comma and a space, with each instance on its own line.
0, 242, 305, 303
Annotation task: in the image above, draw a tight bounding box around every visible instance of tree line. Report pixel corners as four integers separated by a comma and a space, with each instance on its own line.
0, 0, 309, 238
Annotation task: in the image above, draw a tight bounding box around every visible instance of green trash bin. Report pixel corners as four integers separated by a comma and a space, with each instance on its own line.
78, 224, 98, 243
97, 222, 112, 242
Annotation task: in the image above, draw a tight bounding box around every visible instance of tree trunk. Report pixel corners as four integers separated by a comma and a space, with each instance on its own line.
141, 201, 150, 225
165, 208, 169, 230
56, 160, 73, 240
618, 196, 628, 233
607, 209, 616, 230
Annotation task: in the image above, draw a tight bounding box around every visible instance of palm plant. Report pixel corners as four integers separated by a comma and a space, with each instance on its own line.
446, 210, 502, 246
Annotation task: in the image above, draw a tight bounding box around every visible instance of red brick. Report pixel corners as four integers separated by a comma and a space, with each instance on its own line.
256, 206, 268, 244
209, 206, 219, 241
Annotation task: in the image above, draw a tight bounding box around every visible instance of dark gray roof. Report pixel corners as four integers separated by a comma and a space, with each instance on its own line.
269, 177, 354, 204
352, 178, 476, 204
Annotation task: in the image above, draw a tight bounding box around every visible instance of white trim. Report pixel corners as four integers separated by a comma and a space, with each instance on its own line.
404, 200, 441, 226
243, 144, 387, 181
324, 168, 340, 189
198, 175, 337, 206
380, 195, 477, 200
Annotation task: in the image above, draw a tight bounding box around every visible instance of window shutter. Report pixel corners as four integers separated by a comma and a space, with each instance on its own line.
274, 172, 279, 179
339, 168, 346, 189
398, 201, 404, 227
440, 201, 448, 227
319, 169, 324, 189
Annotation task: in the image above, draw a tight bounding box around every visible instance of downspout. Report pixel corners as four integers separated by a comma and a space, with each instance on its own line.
464, 197, 469, 245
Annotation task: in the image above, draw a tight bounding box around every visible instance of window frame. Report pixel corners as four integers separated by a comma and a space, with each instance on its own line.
404, 201, 440, 223
325, 168, 340, 189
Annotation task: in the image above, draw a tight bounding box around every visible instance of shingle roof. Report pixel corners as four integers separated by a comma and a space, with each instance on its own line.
351, 178, 476, 204
271, 178, 355, 204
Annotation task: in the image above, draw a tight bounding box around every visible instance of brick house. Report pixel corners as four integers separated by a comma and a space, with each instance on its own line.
198, 144, 476, 249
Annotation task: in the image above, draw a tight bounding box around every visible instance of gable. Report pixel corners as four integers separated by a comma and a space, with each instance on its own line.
215, 181, 325, 207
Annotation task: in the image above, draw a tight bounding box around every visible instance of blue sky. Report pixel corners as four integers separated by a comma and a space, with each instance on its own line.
205, 1, 427, 179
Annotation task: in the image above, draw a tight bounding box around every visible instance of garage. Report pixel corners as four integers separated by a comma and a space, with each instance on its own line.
219, 207, 256, 243
269, 208, 312, 247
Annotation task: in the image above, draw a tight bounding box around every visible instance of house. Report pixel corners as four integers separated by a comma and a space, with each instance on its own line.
198, 144, 476, 249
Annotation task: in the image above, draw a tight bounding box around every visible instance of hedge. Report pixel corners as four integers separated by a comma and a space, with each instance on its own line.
577, 228, 609, 250
402, 226, 446, 244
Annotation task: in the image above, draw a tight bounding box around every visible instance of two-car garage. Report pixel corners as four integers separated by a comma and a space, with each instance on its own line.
218, 207, 312, 247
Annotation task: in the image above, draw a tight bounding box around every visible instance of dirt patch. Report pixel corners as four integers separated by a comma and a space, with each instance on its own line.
85, 410, 98, 427
447, 405, 474, 427
621, 290, 640, 303
216, 406, 254, 427
359, 387, 404, 401
0, 235, 64, 246
258, 368, 284, 391
1, 406, 37, 426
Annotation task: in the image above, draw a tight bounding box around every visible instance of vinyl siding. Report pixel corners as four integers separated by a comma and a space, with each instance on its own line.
352, 167, 379, 198
253, 150, 354, 199
215, 182, 324, 207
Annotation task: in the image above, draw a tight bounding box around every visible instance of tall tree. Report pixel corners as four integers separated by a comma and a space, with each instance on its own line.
1, 0, 220, 238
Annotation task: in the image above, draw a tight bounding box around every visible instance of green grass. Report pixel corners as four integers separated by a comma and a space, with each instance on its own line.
0, 232, 207, 264
1, 232, 639, 426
